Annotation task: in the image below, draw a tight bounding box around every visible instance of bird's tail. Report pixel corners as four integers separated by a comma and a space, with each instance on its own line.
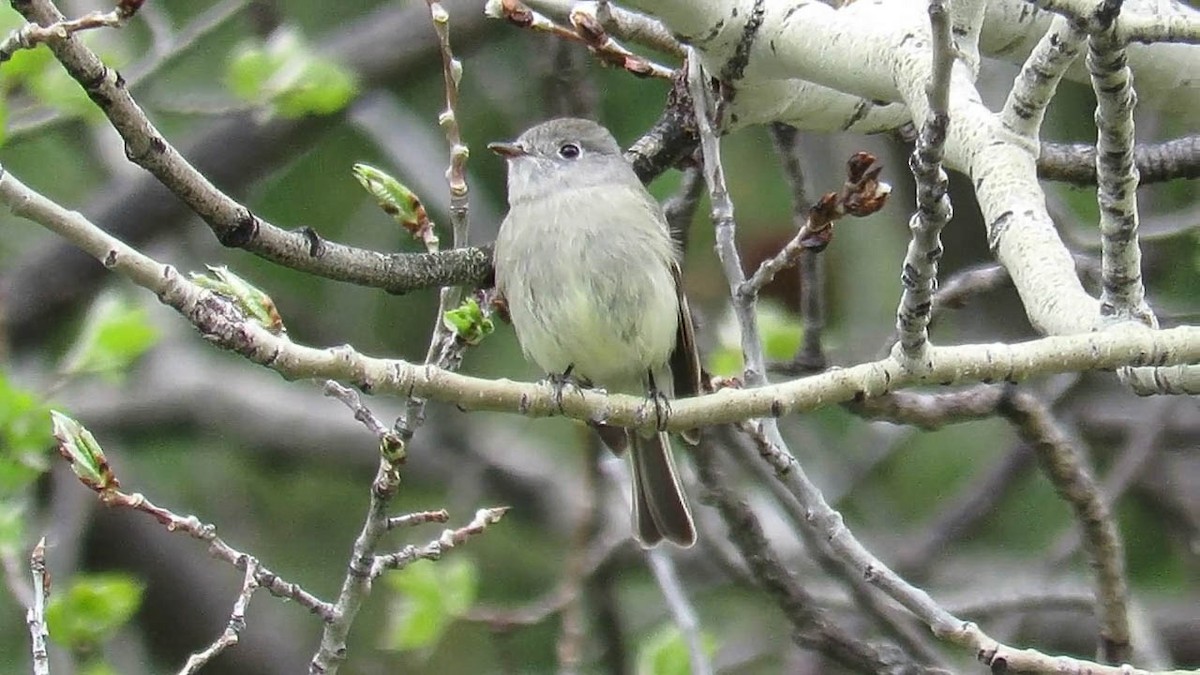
630, 431, 696, 548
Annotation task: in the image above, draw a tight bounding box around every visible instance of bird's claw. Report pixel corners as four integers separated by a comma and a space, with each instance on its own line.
542, 366, 587, 413
649, 388, 671, 433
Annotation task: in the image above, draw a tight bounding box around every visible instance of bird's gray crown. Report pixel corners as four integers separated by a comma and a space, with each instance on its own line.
513, 118, 623, 158
496, 118, 636, 203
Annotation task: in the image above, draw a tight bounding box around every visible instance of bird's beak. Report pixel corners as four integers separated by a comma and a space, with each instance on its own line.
488, 141, 527, 158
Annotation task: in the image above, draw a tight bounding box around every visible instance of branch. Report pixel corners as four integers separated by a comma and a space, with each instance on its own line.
1084, 0, 1156, 325
26, 538, 49, 675
999, 387, 1131, 664
2, 0, 497, 347
895, 0, 954, 357
179, 559, 260, 675
1038, 135, 1200, 185
4, 160, 1197, 431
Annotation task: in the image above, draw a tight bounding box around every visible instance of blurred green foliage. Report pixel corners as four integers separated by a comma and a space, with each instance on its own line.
381, 557, 478, 654
46, 573, 144, 654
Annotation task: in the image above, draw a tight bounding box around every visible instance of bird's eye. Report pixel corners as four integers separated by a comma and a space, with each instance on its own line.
558, 142, 581, 159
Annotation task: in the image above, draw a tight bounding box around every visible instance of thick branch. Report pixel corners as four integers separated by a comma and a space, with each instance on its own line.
1038, 135, 1200, 185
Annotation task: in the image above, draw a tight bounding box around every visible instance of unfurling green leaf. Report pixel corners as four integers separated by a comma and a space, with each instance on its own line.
58, 292, 159, 382
190, 265, 285, 334
443, 298, 493, 346
50, 412, 118, 492
352, 163, 439, 250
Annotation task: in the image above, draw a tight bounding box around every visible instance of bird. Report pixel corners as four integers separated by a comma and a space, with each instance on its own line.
490, 117, 702, 547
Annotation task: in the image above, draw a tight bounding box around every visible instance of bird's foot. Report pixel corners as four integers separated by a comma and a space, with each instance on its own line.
647, 387, 672, 433
541, 365, 589, 413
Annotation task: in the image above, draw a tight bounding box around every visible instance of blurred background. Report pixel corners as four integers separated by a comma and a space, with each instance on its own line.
0, 0, 1197, 672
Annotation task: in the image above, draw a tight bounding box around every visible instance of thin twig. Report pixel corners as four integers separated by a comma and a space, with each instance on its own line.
485, 0, 675, 79
768, 123, 828, 373
0, 4, 140, 62
27, 538, 49, 675
647, 549, 713, 675
179, 558, 261, 675
1048, 398, 1174, 564
311, 6, 481, 669
1087, 0, 1155, 326
741, 152, 887, 297
1001, 14, 1086, 139
894, 0, 955, 358
371, 507, 510, 575
687, 48, 926, 673
7, 0, 251, 140
724, 425, 950, 668
999, 387, 1132, 664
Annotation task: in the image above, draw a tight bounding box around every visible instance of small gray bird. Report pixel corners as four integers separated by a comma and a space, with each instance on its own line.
490, 118, 702, 548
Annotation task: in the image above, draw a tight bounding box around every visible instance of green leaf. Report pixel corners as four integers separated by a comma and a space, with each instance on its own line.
442, 298, 493, 346
352, 163, 438, 248
58, 292, 159, 382
225, 37, 278, 101
46, 573, 144, 652
274, 57, 357, 117
0, 370, 52, 494
381, 557, 478, 653
636, 625, 718, 675
50, 411, 118, 492
225, 28, 358, 118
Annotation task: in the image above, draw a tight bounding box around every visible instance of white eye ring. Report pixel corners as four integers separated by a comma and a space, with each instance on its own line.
558, 142, 581, 159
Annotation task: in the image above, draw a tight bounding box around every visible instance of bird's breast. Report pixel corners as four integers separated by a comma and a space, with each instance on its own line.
495, 187, 679, 386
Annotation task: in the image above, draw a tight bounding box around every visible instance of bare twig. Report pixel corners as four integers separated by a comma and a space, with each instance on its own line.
310, 455, 403, 673
312, 7, 482, 669
1048, 398, 1174, 564
894, 0, 955, 357
768, 123, 828, 373
1088, 0, 1155, 327
387, 510, 452, 531
485, 0, 675, 79
999, 386, 1131, 663
1001, 14, 1086, 139
427, 0, 470, 248
741, 152, 888, 296
1038, 135, 1200, 185
646, 548, 713, 675
179, 558, 261, 675
372, 507, 510, 575
0, 3, 141, 62
27, 538, 49, 675
79, 485, 331, 619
